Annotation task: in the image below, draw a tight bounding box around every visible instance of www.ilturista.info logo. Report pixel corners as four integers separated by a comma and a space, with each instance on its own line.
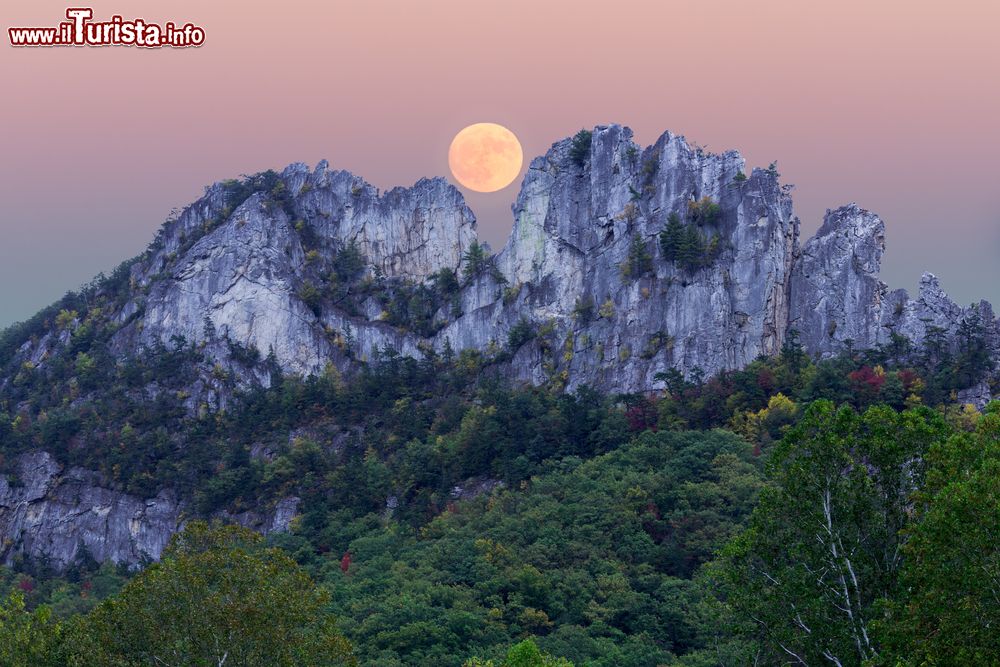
8, 8, 205, 48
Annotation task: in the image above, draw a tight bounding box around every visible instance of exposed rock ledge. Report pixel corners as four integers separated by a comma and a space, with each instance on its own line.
0, 451, 298, 570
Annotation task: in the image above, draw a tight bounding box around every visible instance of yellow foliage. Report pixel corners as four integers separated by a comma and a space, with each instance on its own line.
614, 202, 639, 224
946, 403, 982, 432
598, 298, 615, 319
729, 393, 799, 445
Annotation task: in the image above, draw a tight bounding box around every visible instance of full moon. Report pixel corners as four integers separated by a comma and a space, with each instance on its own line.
448, 123, 523, 193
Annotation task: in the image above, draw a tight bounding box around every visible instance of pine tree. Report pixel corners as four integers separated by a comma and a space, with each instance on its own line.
622, 235, 653, 279
677, 225, 706, 271
954, 305, 993, 387
462, 241, 490, 281
658, 212, 685, 261
569, 129, 592, 167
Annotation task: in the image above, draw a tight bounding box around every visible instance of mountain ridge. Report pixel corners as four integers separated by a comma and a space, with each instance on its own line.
6, 124, 993, 398
0, 123, 996, 570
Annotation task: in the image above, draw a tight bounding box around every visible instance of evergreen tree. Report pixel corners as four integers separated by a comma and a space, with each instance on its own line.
658, 212, 685, 261
954, 305, 993, 387
677, 225, 706, 271
462, 241, 490, 281
621, 235, 653, 279
568, 129, 592, 167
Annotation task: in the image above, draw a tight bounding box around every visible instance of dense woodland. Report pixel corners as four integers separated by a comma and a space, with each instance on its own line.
0, 315, 998, 664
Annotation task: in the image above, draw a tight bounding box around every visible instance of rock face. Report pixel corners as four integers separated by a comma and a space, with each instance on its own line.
789, 204, 887, 354
2, 123, 997, 570
0, 452, 180, 570
113, 164, 477, 378
0, 451, 300, 569
442, 125, 797, 389
39, 123, 992, 393
789, 203, 999, 374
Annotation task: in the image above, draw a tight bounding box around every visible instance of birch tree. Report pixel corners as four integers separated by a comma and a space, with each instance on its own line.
708, 401, 949, 665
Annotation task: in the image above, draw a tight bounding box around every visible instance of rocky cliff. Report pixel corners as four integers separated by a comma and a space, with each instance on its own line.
444, 125, 797, 390
0, 451, 297, 569
18, 124, 986, 396
1, 123, 996, 569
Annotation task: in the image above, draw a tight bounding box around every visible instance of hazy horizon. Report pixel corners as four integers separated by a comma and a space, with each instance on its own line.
3, 0, 999, 327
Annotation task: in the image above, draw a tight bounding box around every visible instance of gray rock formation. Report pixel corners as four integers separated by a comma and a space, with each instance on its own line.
112, 164, 476, 379
15, 123, 993, 395
0, 451, 299, 570
2, 123, 997, 570
0, 452, 180, 570
789, 204, 999, 375
442, 125, 797, 389
789, 204, 887, 354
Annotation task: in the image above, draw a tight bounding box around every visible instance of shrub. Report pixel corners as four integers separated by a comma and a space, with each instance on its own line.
687, 197, 722, 225
615, 202, 639, 224
503, 283, 522, 305
433, 267, 460, 295
333, 243, 365, 282
641, 331, 673, 359
297, 281, 323, 316
572, 297, 594, 323
569, 129, 592, 167
55, 310, 78, 330
621, 235, 653, 280
598, 298, 615, 319
507, 318, 536, 351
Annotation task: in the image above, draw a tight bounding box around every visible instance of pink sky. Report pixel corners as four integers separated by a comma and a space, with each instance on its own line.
2, 0, 998, 326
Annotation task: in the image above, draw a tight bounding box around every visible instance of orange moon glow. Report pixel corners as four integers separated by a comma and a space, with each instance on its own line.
448, 123, 523, 193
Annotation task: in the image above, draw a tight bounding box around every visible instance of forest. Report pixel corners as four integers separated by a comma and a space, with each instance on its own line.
0, 307, 998, 665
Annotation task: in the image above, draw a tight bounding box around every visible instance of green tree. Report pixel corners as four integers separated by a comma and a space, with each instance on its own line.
462, 241, 490, 281
621, 235, 653, 280
953, 304, 993, 388
658, 212, 685, 262
333, 242, 366, 283
298, 281, 323, 316
507, 317, 536, 351
710, 401, 950, 666
568, 129, 592, 167
464, 638, 573, 666
676, 225, 706, 271
876, 406, 1000, 665
70, 521, 355, 667
0, 591, 65, 667
433, 267, 461, 295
